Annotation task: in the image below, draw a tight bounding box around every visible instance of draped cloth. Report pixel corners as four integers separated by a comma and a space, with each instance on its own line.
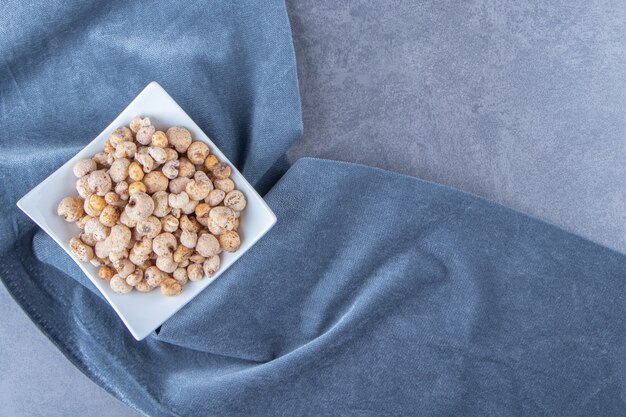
1, 1, 624, 415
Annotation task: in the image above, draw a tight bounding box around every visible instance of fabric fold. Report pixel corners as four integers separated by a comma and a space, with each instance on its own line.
3, 158, 626, 416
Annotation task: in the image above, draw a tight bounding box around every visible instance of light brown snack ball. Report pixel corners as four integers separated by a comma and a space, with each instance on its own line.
189, 252, 206, 264
164, 148, 178, 162
187, 263, 204, 281
135, 279, 154, 292
73, 159, 97, 178
119, 210, 137, 228
162, 160, 179, 179
151, 131, 168, 147
203, 255, 220, 276
173, 267, 188, 285
166, 127, 192, 153
186, 141, 210, 164
108, 249, 128, 264
70, 237, 94, 262
136, 216, 162, 239
203, 154, 219, 170
180, 230, 198, 249
148, 146, 167, 164
75, 176, 91, 199
214, 178, 234, 193
161, 215, 179, 233
181, 199, 199, 215
104, 192, 124, 207
114, 142, 137, 159
178, 157, 195, 178
115, 181, 129, 198
136, 125, 156, 146
211, 163, 231, 180
58, 196, 84, 222
219, 230, 241, 252
108, 224, 132, 253
109, 158, 130, 183
126, 270, 143, 286
156, 254, 178, 273
128, 161, 145, 181
110, 275, 133, 294
205, 189, 225, 207
93, 151, 114, 167
130, 116, 151, 133
103, 141, 115, 154
109, 126, 133, 147
145, 266, 166, 287
132, 237, 153, 256
128, 181, 147, 195
169, 176, 190, 194
152, 191, 171, 217
84, 194, 106, 217
135, 153, 155, 173
173, 245, 193, 263
195, 233, 220, 257
84, 218, 109, 241
161, 278, 183, 297
88, 170, 112, 196
113, 258, 135, 278
98, 266, 115, 281
186, 171, 213, 200
125, 192, 155, 221
209, 206, 235, 229
144, 171, 169, 193
79, 232, 98, 247
179, 215, 200, 232
224, 190, 247, 211
99, 205, 121, 227
76, 215, 93, 229
168, 191, 190, 209
95, 240, 111, 259
153, 232, 177, 256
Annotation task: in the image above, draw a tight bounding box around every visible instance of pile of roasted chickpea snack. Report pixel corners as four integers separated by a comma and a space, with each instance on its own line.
56, 117, 246, 296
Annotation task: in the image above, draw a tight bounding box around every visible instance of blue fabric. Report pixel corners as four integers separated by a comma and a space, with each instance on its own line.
1, 1, 625, 417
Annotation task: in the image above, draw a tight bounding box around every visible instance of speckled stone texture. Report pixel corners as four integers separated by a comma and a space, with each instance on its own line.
287, 0, 626, 253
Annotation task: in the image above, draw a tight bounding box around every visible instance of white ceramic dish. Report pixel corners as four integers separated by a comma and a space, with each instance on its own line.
17, 82, 277, 340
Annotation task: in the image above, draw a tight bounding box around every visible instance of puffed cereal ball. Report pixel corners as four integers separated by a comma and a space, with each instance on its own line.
99, 205, 121, 227
166, 126, 192, 153
125, 192, 155, 221
128, 161, 145, 181
84, 194, 106, 217
224, 190, 247, 212
144, 171, 169, 193
160, 278, 183, 296
214, 178, 234, 193
70, 237, 94, 262
110, 275, 133, 294
151, 131, 168, 147
73, 159, 97, 178
153, 232, 177, 256
187, 263, 204, 282
109, 126, 133, 147
195, 233, 220, 257
130, 116, 151, 133
98, 265, 115, 281
58, 196, 84, 222
218, 230, 240, 253
88, 170, 112, 196
186, 141, 210, 164
203, 255, 220, 276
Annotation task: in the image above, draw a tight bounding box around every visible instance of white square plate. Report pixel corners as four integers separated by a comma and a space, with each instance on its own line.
17, 82, 277, 340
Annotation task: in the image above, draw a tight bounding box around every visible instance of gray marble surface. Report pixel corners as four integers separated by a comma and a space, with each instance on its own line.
3, 1, 626, 416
